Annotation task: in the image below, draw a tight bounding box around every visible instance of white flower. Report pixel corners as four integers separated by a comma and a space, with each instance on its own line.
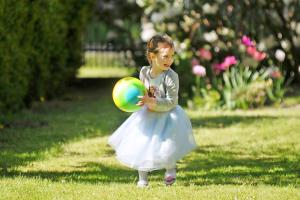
136, 0, 146, 7
180, 42, 187, 50
141, 23, 156, 42
165, 5, 182, 18
167, 23, 177, 32
151, 12, 164, 23
193, 65, 206, 77
275, 49, 286, 62
220, 27, 230, 36
203, 31, 218, 43
280, 40, 290, 50
257, 42, 266, 51
202, 3, 218, 14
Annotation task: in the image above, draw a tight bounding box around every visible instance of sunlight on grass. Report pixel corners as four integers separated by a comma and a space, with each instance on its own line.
76, 66, 135, 78
0, 86, 300, 199
283, 95, 300, 107
1, 177, 299, 200
76, 51, 136, 78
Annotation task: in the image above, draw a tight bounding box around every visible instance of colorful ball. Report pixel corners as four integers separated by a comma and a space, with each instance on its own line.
112, 77, 146, 112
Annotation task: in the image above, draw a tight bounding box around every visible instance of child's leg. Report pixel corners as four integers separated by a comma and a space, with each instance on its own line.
137, 170, 148, 187
165, 167, 176, 178
165, 165, 176, 185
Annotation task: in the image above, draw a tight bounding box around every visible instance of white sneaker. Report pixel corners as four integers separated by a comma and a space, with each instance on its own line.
137, 180, 148, 188
137, 171, 148, 188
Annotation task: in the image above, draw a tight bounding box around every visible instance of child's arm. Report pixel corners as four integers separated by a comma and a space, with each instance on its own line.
138, 72, 178, 112
151, 72, 179, 112
137, 66, 151, 107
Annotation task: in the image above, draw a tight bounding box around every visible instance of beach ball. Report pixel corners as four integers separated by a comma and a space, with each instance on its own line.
112, 77, 146, 112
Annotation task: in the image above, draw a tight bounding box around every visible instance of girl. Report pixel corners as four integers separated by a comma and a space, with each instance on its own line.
108, 34, 197, 187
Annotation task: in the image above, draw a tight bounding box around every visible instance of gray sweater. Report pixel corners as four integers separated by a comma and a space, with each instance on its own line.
139, 66, 179, 112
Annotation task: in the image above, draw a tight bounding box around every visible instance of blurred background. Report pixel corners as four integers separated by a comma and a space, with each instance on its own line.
1, 0, 300, 113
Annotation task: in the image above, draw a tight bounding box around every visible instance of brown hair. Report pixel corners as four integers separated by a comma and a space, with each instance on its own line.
146, 34, 174, 64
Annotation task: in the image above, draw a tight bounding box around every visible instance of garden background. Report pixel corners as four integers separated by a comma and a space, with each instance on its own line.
0, 0, 299, 199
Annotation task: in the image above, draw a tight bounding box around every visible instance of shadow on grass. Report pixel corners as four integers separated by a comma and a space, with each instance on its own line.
1, 162, 136, 184
0, 111, 278, 172
0, 85, 129, 170
191, 115, 280, 128
175, 146, 300, 187
1, 147, 299, 187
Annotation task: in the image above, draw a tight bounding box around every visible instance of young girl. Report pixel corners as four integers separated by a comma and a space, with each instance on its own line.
108, 34, 197, 187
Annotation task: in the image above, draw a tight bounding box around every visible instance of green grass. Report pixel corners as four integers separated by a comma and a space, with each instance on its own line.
0, 85, 300, 200
76, 51, 135, 78
76, 66, 135, 78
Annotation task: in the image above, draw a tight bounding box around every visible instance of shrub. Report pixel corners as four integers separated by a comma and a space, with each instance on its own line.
0, 0, 94, 113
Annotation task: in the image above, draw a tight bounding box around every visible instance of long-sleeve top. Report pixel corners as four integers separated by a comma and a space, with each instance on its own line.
139, 66, 179, 112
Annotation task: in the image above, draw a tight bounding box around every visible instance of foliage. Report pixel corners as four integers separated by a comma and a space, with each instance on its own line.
0, 1, 30, 112
222, 66, 271, 109
0, 0, 94, 113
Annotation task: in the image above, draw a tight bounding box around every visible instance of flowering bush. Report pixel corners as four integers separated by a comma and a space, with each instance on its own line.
135, 0, 298, 109
187, 35, 288, 109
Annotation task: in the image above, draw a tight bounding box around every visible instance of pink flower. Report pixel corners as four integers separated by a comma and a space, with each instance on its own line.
191, 58, 200, 67
212, 63, 224, 74
246, 46, 266, 61
223, 56, 237, 67
241, 35, 254, 47
193, 65, 206, 77
246, 46, 256, 56
198, 48, 212, 61
212, 56, 237, 74
253, 51, 266, 61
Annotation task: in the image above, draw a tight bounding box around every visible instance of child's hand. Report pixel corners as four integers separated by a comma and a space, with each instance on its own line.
137, 94, 156, 108
136, 98, 144, 106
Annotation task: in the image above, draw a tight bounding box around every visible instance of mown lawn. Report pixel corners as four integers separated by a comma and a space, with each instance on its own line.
0, 83, 299, 200
76, 51, 135, 78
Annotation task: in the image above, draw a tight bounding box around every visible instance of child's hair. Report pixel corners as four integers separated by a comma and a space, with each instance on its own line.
146, 34, 174, 64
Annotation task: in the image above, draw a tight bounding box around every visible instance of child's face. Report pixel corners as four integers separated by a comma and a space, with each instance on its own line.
151, 42, 174, 71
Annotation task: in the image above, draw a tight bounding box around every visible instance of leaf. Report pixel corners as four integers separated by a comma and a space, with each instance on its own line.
223, 72, 231, 89
230, 68, 238, 89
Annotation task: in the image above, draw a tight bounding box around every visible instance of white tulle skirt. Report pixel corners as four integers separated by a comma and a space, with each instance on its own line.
108, 105, 197, 171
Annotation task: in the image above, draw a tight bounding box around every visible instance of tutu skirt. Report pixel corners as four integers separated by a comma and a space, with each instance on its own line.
108, 105, 197, 171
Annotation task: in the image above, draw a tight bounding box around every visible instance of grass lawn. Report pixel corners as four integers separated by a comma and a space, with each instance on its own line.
0, 83, 299, 200
76, 66, 135, 78
76, 51, 136, 78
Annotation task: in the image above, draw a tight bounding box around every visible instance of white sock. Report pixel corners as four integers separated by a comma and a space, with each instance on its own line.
138, 171, 148, 182
165, 168, 176, 178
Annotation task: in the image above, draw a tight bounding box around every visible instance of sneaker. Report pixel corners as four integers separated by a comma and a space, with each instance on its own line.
164, 176, 176, 186
137, 180, 148, 188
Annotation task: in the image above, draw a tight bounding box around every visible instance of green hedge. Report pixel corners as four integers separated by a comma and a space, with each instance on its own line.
0, 0, 93, 113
